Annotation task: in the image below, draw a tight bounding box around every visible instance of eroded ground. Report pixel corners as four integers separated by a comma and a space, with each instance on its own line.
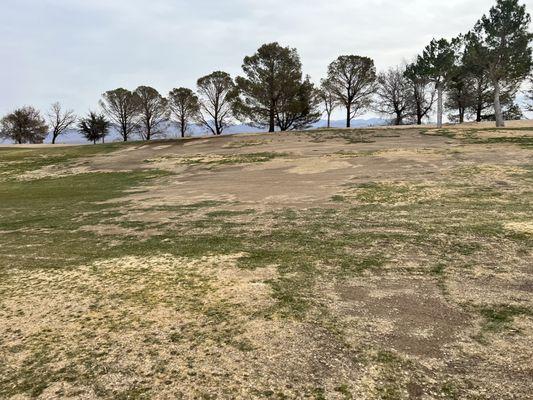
0, 122, 532, 399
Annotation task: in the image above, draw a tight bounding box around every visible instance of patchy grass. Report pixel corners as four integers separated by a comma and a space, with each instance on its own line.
420, 128, 456, 138
223, 139, 271, 149
1, 127, 532, 398
331, 194, 346, 202
333, 150, 378, 158
205, 209, 256, 218
0, 171, 168, 272
302, 129, 377, 144
145, 152, 287, 166
467, 136, 533, 148
0, 143, 131, 179
477, 304, 533, 333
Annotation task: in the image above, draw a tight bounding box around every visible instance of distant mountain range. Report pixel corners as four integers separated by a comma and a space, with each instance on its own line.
316, 118, 387, 129
1, 118, 388, 145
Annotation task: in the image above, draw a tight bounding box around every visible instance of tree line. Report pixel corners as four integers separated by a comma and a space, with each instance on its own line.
1, 0, 531, 144
374, 0, 532, 128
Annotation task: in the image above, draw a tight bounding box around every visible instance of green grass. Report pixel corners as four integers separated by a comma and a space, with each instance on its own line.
335, 384, 353, 399
420, 129, 456, 138
0, 170, 167, 272
467, 136, 533, 148
331, 194, 345, 202
478, 304, 533, 333
344, 181, 414, 204
205, 209, 255, 218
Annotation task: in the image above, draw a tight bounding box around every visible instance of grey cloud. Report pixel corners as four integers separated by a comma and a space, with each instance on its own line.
0, 0, 514, 116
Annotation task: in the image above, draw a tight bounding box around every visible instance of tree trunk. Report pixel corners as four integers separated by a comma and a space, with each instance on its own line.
395, 112, 402, 126
52, 135, 57, 144
327, 113, 331, 128
459, 107, 465, 124
269, 105, 275, 133
414, 85, 423, 125
437, 83, 443, 129
416, 99, 423, 125
214, 106, 220, 135
493, 80, 505, 128
346, 105, 351, 128
475, 82, 483, 122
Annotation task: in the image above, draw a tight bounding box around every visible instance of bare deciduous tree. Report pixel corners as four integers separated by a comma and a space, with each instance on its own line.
326, 55, 376, 128
100, 88, 140, 141
374, 66, 413, 125
196, 71, 237, 135
47, 102, 76, 144
317, 79, 338, 128
168, 87, 200, 138
134, 86, 168, 141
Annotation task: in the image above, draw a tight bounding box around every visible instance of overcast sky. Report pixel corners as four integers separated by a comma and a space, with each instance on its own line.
1, 0, 530, 118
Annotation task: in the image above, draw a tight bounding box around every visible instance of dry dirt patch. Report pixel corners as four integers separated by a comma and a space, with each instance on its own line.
333, 278, 470, 359
372, 148, 447, 161
242, 155, 355, 175
285, 157, 353, 175
112, 158, 358, 210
